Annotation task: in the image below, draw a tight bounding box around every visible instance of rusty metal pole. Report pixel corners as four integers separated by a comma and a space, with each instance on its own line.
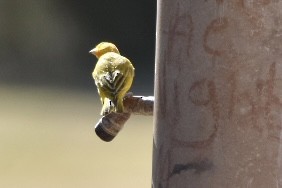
153, 0, 282, 187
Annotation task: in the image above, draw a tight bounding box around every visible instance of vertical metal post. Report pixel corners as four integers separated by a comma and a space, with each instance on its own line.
153, 0, 282, 187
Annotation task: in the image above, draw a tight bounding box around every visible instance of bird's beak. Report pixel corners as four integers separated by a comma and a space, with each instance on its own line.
89, 48, 97, 55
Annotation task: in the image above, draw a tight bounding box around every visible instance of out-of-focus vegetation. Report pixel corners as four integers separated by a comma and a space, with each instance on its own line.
0, 0, 156, 93
0, 86, 153, 188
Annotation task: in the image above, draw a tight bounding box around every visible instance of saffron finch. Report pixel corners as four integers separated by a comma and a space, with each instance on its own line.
90, 42, 135, 115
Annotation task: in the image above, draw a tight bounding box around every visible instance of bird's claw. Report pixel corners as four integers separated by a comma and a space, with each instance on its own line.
124, 92, 133, 98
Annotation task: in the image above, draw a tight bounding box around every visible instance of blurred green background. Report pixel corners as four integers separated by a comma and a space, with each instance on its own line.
0, 0, 155, 187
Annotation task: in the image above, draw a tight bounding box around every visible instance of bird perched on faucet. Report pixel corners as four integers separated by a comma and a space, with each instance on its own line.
90, 42, 135, 115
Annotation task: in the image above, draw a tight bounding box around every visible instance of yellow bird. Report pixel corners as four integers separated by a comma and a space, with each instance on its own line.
90, 42, 135, 115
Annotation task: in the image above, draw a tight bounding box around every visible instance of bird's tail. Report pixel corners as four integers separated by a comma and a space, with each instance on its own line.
101, 98, 124, 115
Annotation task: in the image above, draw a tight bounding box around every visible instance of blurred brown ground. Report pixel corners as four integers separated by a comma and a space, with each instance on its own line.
0, 85, 152, 188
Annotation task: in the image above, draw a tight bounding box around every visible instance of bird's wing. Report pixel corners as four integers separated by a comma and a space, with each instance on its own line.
94, 57, 131, 96
98, 70, 125, 94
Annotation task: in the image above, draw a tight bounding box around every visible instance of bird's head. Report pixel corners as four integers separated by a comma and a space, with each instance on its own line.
89, 42, 120, 58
